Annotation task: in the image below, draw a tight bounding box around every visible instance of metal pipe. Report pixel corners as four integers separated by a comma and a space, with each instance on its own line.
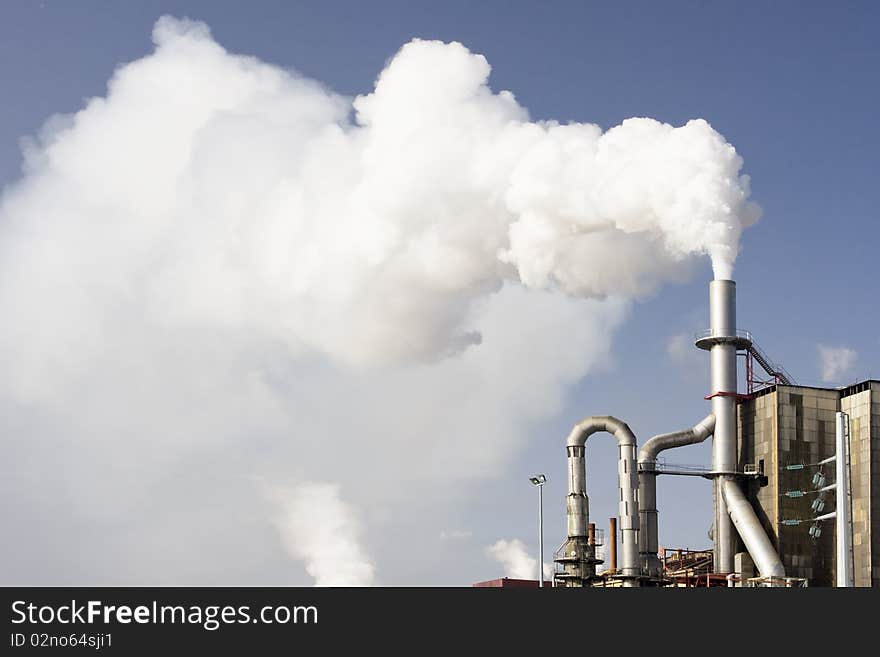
721, 479, 784, 578
588, 523, 596, 546
555, 443, 593, 586
563, 415, 640, 585
697, 279, 785, 579
709, 280, 738, 573
835, 412, 854, 587
609, 517, 617, 574
637, 414, 715, 578
566, 445, 588, 538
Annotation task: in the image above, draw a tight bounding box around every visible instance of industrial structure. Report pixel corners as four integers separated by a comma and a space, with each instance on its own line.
738, 380, 878, 586
546, 278, 878, 588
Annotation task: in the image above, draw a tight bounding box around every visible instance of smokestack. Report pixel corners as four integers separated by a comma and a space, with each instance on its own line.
609, 517, 617, 574
696, 280, 750, 573
695, 279, 787, 581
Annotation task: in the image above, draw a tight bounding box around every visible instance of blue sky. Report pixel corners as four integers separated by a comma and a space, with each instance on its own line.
1, 1, 877, 584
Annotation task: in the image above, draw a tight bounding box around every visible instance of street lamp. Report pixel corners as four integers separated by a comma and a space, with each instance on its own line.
529, 474, 547, 587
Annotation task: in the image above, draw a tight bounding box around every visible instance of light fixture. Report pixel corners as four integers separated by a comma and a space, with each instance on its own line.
529, 474, 547, 587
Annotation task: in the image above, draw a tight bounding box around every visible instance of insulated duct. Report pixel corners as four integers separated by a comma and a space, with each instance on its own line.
637, 414, 715, 578
721, 479, 784, 579
564, 416, 640, 586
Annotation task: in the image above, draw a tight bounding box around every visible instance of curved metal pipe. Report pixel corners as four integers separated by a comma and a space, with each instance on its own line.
566, 415, 640, 586
637, 414, 715, 578
721, 479, 784, 579
637, 415, 716, 466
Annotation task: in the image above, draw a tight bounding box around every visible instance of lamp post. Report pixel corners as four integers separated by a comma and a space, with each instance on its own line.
529, 474, 547, 587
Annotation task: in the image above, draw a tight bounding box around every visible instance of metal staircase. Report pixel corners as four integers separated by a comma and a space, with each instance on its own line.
743, 337, 794, 394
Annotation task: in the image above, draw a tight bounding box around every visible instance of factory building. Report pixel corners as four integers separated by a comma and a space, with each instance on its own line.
545, 278, 871, 588
475, 277, 874, 588
738, 380, 880, 587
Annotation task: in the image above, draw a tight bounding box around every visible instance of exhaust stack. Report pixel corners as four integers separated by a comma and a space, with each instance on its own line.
695, 280, 751, 572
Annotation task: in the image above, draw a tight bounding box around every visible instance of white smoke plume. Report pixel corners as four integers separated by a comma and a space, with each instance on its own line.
0, 17, 759, 584
266, 483, 375, 586
485, 539, 551, 580
818, 345, 857, 383
0, 17, 758, 379
667, 331, 705, 380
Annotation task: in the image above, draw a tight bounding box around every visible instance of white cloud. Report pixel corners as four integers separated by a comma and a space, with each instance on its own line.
265, 482, 375, 586
818, 345, 857, 383
485, 538, 551, 580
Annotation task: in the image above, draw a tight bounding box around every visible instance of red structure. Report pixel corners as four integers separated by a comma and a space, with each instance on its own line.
658, 547, 726, 587
472, 578, 542, 588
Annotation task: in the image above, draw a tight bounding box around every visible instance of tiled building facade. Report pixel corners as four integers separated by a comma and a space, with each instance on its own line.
737, 381, 879, 587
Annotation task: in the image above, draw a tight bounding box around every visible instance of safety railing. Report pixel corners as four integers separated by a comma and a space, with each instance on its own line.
693, 328, 754, 343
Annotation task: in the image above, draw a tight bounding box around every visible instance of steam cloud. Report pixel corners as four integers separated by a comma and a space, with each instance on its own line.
818, 345, 857, 383
267, 483, 375, 586
0, 17, 758, 584
485, 539, 551, 580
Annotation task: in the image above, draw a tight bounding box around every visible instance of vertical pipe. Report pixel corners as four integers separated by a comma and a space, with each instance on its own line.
559, 443, 592, 585
538, 483, 544, 588
609, 517, 618, 574
566, 446, 588, 537
709, 280, 738, 573
616, 441, 640, 586
588, 523, 596, 546
836, 412, 854, 587
637, 415, 715, 578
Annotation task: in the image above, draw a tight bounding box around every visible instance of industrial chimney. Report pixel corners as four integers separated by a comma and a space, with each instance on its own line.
695, 280, 784, 578
694, 280, 751, 572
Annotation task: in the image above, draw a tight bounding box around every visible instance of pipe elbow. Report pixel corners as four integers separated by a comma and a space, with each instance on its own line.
638, 414, 715, 466
566, 422, 590, 448
638, 439, 669, 466
567, 415, 636, 448
694, 414, 716, 440
597, 415, 637, 447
